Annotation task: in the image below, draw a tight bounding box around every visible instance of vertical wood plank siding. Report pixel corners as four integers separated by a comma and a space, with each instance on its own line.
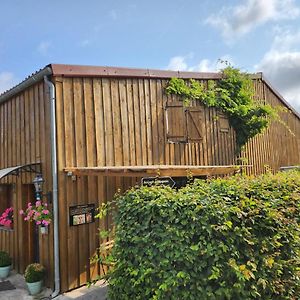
1, 73, 299, 293
55, 76, 300, 292
0, 82, 53, 285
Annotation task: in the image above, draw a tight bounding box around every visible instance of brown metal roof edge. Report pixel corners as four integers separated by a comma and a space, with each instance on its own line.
260, 74, 300, 120
0, 63, 298, 120
50, 63, 223, 80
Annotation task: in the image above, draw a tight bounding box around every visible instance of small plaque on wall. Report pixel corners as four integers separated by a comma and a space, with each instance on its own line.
69, 204, 95, 226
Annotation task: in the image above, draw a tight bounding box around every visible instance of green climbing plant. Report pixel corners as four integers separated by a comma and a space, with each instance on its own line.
165, 66, 280, 153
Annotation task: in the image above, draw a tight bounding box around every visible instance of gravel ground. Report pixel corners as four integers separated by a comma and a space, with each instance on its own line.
0, 271, 107, 300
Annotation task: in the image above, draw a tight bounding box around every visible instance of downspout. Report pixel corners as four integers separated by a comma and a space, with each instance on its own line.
44, 75, 60, 298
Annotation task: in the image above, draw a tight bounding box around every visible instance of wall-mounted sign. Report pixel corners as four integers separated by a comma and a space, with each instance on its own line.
69, 204, 95, 226
141, 176, 175, 188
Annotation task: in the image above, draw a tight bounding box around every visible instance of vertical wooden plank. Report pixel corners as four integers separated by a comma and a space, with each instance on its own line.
102, 79, 114, 166
156, 80, 166, 165
59, 77, 76, 290
111, 79, 123, 166
144, 79, 153, 165
93, 78, 105, 279
29, 87, 35, 165
119, 80, 130, 166
54, 77, 69, 292
73, 78, 88, 286
83, 78, 98, 282
150, 79, 159, 165
138, 79, 148, 165
126, 79, 136, 166
133, 79, 142, 166
34, 85, 40, 162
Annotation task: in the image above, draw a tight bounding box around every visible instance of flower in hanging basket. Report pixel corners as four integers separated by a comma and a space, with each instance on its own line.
20, 201, 51, 227
0, 207, 13, 228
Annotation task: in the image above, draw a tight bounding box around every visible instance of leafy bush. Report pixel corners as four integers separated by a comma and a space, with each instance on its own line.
0, 251, 12, 267
24, 263, 45, 283
108, 171, 300, 299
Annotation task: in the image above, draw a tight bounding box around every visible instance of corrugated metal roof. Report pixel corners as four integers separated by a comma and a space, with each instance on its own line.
0, 66, 52, 103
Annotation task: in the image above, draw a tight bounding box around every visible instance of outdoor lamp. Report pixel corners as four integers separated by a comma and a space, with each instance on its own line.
33, 174, 44, 193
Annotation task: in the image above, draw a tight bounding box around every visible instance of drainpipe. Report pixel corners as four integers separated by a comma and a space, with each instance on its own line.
44, 75, 60, 298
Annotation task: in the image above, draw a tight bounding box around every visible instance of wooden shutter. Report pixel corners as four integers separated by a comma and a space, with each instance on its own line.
186, 108, 203, 142
165, 102, 187, 143
218, 113, 230, 133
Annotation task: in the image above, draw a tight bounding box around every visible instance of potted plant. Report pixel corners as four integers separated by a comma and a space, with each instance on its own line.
24, 263, 45, 295
0, 251, 12, 279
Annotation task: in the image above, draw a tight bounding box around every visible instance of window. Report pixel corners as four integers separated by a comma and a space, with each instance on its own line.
0, 185, 13, 213
0, 184, 13, 229
165, 102, 203, 143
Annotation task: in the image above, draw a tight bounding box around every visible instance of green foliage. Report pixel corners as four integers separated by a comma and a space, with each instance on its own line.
165, 66, 279, 152
24, 263, 46, 283
108, 171, 300, 299
0, 251, 11, 267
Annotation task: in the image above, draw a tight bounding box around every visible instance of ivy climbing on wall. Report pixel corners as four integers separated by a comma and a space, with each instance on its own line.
165, 66, 279, 154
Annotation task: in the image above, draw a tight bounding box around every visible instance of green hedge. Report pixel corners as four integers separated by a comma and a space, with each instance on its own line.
108, 171, 300, 299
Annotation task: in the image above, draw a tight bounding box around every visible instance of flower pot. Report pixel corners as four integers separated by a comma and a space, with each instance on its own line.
0, 265, 10, 279
40, 226, 48, 235
26, 280, 43, 295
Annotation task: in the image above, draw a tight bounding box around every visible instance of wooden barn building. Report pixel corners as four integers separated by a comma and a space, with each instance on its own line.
0, 64, 299, 295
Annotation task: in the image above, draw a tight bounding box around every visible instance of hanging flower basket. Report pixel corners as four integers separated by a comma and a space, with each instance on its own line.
20, 201, 52, 229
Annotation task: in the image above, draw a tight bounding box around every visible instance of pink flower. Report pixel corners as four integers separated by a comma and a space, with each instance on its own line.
27, 202, 32, 208
36, 200, 41, 207
42, 220, 49, 226
42, 210, 49, 215
36, 221, 41, 225
24, 217, 29, 221
35, 212, 41, 217
19, 210, 24, 215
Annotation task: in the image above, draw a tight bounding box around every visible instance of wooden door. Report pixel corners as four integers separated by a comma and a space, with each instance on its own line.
21, 184, 37, 267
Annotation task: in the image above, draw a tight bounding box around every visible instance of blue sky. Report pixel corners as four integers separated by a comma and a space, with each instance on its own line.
1, 0, 300, 111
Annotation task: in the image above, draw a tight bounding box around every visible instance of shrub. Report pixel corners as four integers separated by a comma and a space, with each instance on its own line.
24, 263, 45, 283
0, 251, 12, 267
107, 170, 300, 300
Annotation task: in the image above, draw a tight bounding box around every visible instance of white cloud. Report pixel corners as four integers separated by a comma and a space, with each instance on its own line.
255, 29, 300, 112
0, 72, 17, 94
37, 41, 52, 56
166, 55, 234, 72
166, 56, 189, 71
206, 0, 299, 41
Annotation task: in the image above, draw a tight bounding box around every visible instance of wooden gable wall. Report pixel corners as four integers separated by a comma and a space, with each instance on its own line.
54, 75, 300, 292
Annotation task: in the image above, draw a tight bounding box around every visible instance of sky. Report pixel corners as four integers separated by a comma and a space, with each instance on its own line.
0, 0, 300, 112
